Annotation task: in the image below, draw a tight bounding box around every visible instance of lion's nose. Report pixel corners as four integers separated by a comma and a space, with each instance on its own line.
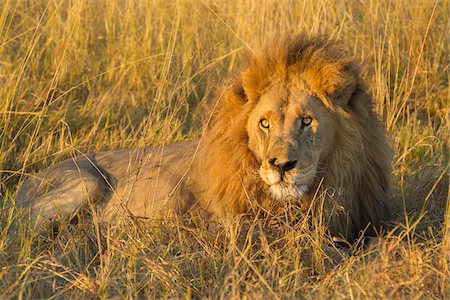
280, 160, 297, 172
269, 158, 297, 172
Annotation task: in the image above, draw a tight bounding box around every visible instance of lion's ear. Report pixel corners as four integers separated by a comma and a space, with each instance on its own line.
222, 78, 248, 104
328, 62, 358, 107
232, 78, 248, 102
332, 77, 357, 107
328, 64, 369, 119
340, 83, 370, 119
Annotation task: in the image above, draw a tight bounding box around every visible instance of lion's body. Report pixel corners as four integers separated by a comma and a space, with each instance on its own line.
16, 141, 201, 228
15, 35, 393, 240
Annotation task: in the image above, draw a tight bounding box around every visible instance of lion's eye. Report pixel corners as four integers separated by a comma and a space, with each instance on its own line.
260, 119, 270, 129
301, 116, 313, 127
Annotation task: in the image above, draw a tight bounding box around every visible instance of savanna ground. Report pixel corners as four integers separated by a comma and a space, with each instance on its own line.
0, 0, 448, 298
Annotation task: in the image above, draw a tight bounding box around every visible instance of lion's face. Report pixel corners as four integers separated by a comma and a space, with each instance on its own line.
246, 78, 337, 202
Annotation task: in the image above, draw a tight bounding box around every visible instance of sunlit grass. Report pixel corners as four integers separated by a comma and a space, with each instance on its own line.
0, 0, 448, 298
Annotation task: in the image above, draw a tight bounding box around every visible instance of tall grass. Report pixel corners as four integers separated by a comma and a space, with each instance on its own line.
0, 0, 448, 298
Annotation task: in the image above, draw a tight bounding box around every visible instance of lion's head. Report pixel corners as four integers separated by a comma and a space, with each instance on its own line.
198, 35, 392, 241
246, 77, 337, 202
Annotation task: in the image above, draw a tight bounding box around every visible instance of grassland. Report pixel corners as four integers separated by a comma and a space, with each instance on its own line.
0, 0, 448, 298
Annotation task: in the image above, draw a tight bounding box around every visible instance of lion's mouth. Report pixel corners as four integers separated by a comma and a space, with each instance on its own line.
269, 182, 309, 201
260, 162, 317, 201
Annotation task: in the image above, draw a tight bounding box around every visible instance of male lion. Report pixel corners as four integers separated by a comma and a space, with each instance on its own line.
14, 35, 393, 241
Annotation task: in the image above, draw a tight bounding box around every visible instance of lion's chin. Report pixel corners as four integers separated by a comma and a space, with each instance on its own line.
269, 182, 308, 201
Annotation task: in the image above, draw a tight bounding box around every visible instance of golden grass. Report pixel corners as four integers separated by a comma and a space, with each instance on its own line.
0, 0, 448, 298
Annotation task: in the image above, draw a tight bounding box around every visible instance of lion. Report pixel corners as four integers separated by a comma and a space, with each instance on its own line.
13, 35, 393, 241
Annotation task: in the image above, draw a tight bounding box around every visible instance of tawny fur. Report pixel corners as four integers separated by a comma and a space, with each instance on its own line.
13, 35, 392, 241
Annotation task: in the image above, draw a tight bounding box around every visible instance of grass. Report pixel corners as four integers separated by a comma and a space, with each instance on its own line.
0, 0, 448, 298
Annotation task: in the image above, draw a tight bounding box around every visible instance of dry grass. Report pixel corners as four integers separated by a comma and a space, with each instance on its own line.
0, 0, 448, 298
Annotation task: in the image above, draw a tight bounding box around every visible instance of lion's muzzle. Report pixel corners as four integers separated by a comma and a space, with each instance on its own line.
260, 158, 298, 185
260, 157, 314, 201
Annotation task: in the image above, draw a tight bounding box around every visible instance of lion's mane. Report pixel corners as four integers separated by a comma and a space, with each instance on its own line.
197, 35, 392, 240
